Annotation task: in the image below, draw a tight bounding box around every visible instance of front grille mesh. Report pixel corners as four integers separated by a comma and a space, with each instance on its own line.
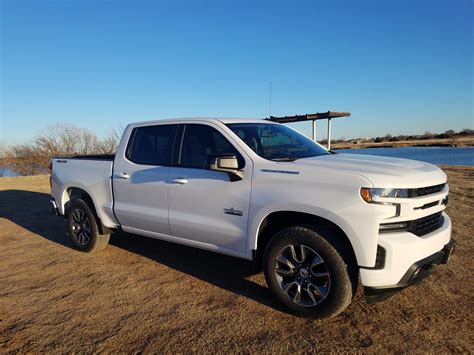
410, 184, 446, 197
408, 212, 444, 236
379, 212, 445, 236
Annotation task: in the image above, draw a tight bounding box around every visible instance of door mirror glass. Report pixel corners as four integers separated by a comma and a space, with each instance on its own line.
209, 155, 243, 181
217, 156, 239, 169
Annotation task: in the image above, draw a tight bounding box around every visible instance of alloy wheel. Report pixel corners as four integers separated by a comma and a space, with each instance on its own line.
274, 244, 331, 307
70, 208, 91, 246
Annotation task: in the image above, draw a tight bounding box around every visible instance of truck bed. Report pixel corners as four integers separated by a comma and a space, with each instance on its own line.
50, 156, 118, 228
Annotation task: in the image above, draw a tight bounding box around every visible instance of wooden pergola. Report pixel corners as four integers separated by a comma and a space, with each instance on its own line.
266, 111, 351, 149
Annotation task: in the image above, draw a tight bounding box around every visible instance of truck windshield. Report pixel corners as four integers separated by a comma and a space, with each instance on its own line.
226, 123, 329, 161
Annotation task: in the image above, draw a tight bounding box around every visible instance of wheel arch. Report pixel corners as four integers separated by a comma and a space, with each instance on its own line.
253, 210, 359, 270
62, 185, 112, 235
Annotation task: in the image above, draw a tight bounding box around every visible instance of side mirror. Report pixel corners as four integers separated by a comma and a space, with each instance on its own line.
209, 155, 243, 181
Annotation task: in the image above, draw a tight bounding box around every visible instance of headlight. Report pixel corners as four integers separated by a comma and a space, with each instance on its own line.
360, 187, 409, 203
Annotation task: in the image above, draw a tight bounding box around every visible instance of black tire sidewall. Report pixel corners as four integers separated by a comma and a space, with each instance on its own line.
67, 199, 101, 252
263, 226, 353, 318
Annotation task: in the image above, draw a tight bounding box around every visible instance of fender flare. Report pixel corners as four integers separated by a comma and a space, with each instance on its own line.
248, 203, 367, 266
60, 183, 103, 221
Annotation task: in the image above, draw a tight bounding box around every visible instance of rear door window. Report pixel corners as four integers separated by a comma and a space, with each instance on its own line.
127, 124, 178, 165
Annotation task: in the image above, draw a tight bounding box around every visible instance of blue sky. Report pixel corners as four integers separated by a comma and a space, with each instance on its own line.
1, 0, 472, 143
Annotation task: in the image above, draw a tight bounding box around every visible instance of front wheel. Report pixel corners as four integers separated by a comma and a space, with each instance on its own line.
263, 226, 355, 319
67, 199, 110, 252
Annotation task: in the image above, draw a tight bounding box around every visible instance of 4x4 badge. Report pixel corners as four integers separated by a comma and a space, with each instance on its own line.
224, 207, 243, 216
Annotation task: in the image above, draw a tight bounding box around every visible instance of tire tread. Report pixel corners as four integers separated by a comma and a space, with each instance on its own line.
263, 225, 355, 319
67, 199, 110, 253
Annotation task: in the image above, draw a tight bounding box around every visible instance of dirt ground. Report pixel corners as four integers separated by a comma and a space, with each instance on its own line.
0, 166, 473, 352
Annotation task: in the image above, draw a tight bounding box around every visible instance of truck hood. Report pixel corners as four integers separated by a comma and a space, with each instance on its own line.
293, 153, 447, 188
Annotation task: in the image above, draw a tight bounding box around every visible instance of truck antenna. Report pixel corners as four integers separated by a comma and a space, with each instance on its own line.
269, 81, 272, 117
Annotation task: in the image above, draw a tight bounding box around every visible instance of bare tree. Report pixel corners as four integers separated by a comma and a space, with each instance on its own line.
444, 129, 456, 138
0, 141, 5, 158
0, 142, 6, 177
4, 144, 45, 176
99, 126, 124, 154
423, 131, 434, 140
4, 123, 124, 176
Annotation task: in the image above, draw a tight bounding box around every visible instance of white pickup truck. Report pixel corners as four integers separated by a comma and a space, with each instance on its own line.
50, 118, 455, 318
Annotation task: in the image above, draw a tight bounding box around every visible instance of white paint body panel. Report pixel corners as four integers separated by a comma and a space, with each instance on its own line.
113, 164, 171, 235
167, 167, 252, 253
51, 117, 452, 289
360, 213, 451, 287
50, 159, 117, 227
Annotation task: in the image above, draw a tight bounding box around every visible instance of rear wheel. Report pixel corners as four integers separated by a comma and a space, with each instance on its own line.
264, 225, 355, 319
67, 199, 110, 252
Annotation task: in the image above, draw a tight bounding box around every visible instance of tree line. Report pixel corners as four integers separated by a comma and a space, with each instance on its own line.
0, 124, 122, 176
320, 128, 474, 144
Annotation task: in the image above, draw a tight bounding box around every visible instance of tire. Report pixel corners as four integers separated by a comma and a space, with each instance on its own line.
263, 225, 355, 319
67, 199, 110, 252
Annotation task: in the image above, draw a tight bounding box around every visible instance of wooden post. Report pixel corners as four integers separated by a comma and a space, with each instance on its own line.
312, 120, 317, 141
327, 118, 332, 149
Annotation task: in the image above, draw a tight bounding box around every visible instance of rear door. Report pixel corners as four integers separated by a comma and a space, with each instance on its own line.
113, 124, 178, 235
167, 123, 252, 253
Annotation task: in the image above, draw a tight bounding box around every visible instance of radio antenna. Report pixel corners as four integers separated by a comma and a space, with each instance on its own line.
269, 81, 272, 117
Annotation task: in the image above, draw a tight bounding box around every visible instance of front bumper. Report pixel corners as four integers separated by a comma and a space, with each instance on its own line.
360, 212, 452, 287
364, 239, 456, 303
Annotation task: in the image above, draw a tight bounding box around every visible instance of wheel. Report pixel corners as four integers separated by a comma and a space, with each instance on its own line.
263, 225, 355, 319
67, 199, 110, 252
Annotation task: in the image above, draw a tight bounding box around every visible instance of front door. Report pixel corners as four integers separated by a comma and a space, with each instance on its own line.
168, 123, 252, 253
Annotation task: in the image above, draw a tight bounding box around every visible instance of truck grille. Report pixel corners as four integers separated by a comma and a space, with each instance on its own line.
410, 183, 446, 197
408, 212, 444, 237
380, 212, 444, 236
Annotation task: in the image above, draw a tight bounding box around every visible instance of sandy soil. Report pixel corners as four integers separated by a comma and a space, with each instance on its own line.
0, 167, 473, 352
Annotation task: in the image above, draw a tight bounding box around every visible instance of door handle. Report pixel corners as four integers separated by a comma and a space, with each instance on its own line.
118, 172, 130, 179
171, 178, 188, 184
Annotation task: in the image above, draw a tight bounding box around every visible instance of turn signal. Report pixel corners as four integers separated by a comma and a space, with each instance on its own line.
360, 188, 372, 203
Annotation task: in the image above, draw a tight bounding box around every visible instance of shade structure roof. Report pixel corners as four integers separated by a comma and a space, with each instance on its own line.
266, 111, 351, 123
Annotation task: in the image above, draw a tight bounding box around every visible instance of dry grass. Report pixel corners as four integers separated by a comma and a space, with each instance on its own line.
0, 168, 473, 352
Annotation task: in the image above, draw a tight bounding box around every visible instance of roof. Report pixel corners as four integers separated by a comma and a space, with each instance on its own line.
218, 118, 278, 124
130, 117, 276, 126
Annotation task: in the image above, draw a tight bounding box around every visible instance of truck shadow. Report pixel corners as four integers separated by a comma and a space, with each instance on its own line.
0, 189, 284, 312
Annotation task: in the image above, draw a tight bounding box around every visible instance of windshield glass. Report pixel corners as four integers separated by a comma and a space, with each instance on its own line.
226, 123, 329, 161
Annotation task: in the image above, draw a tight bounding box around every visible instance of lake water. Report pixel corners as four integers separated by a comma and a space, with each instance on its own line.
0, 167, 19, 177
338, 146, 474, 166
